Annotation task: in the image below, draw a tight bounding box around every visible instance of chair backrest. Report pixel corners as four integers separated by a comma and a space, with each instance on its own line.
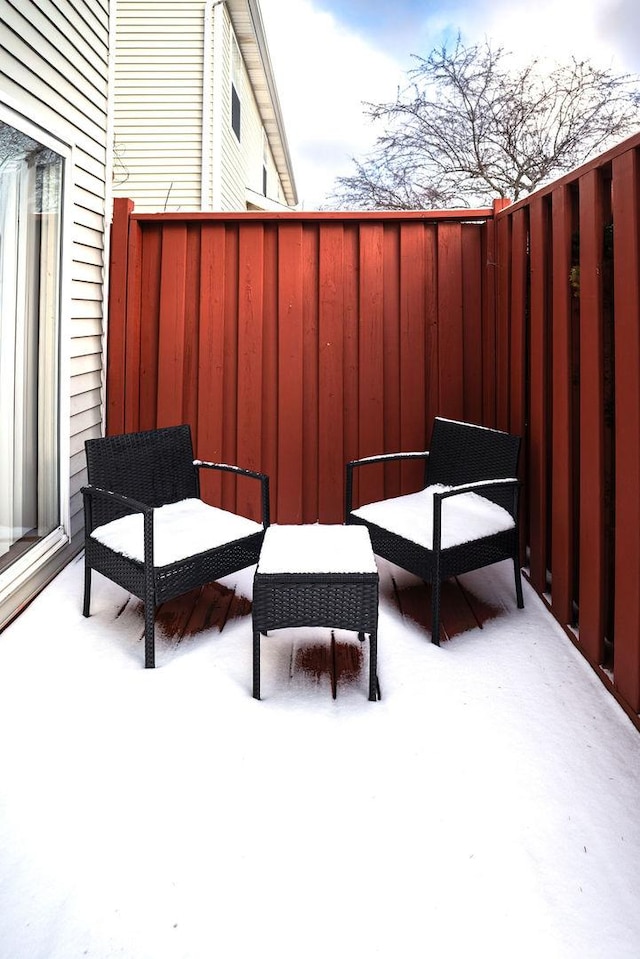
425, 417, 520, 512
85, 425, 199, 524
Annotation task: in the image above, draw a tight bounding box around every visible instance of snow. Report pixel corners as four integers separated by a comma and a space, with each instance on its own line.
257, 524, 378, 574
91, 498, 263, 566
1, 548, 640, 958
353, 484, 515, 549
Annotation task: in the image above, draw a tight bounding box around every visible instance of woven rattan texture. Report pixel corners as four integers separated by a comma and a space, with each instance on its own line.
253, 574, 379, 633
85, 425, 198, 527
426, 418, 520, 513
82, 425, 269, 667
345, 417, 524, 646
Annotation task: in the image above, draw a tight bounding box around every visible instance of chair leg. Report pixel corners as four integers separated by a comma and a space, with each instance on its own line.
431, 580, 441, 646
514, 557, 524, 609
83, 564, 91, 618
144, 601, 156, 669
253, 630, 261, 700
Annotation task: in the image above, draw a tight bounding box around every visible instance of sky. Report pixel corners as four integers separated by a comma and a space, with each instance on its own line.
258, 0, 640, 208
2, 552, 640, 956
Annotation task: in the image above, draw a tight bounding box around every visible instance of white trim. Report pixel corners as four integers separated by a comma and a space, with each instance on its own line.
0, 103, 73, 583
0, 527, 69, 608
58, 141, 74, 538
202, 1, 226, 210
245, 186, 297, 212
102, 0, 119, 430
211, 1, 226, 209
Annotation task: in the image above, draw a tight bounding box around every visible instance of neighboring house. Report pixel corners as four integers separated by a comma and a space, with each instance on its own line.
0, 1, 111, 629
112, 0, 298, 212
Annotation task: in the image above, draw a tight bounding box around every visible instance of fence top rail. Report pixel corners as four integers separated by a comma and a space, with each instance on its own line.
497, 128, 640, 218
126, 207, 495, 224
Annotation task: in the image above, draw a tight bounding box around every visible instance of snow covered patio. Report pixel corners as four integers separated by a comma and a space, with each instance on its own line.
1, 550, 640, 959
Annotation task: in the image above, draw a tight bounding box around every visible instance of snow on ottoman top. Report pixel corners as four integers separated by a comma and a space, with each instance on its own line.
352, 484, 515, 551
256, 524, 377, 575
90, 498, 263, 567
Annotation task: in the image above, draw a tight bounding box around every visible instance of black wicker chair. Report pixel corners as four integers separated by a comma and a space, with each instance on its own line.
82, 425, 270, 667
345, 417, 523, 644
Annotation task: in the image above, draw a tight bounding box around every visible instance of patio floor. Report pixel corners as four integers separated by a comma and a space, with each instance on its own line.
1, 550, 640, 958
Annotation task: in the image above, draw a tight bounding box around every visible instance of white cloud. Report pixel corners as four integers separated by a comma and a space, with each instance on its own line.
259, 0, 406, 207
450, 0, 629, 68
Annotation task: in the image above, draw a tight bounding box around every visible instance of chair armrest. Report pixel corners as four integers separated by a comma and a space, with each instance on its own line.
345, 451, 429, 518
431, 478, 521, 552
433, 477, 520, 501
81, 484, 153, 530
194, 461, 270, 528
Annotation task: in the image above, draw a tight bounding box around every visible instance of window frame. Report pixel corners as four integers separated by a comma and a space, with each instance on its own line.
0, 102, 72, 603
231, 34, 242, 142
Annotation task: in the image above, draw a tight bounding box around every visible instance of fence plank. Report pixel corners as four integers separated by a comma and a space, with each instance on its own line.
302, 225, 319, 523
382, 224, 402, 498
424, 226, 439, 437
399, 222, 426, 492
277, 222, 305, 523
482, 214, 498, 427
236, 223, 265, 521
612, 148, 640, 711
261, 226, 279, 519
509, 208, 527, 440
578, 168, 605, 665
318, 223, 345, 522
182, 226, 201, 435
438, 222, 464, 421
343, 225, 360, 512
156, 223, 188, 428
550, 186, 575, 625
197, 223, 227, 506
495, 213, 511, 431
106, 198, 133, 435
358, 222, 385, 506
139, 225, 161, 432
461, 224, 483, 421
527, 197, 550, 593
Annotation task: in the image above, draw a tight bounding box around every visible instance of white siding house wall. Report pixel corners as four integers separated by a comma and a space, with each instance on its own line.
0, 0, 110, 627
113, 0, 204, 211
113, 0, 296, 212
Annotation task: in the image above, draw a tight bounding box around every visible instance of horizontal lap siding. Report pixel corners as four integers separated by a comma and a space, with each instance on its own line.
108, 208, 493, 527
113, 0, 204, 212
3, 3, 109, 496
0, 0, 109, 625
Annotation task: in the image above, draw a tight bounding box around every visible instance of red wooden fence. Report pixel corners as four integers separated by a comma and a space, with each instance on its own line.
107, 202, 498, 527
495, 130, 640, 719
108, 131, 640, 722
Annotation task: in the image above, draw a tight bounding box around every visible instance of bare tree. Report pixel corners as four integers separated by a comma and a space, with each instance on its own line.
330, 38, 640, 209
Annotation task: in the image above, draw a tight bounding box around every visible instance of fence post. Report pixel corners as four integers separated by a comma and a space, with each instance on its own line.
106, 197, 134, 435
612, 148, 640, 712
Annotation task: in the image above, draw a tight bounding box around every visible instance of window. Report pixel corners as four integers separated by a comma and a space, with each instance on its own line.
231, 36, 241, 141
0, 121, 63, 574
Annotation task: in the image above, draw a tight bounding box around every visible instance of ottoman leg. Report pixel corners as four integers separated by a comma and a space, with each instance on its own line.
253, 629, 261, 700
369, 629, 378, 702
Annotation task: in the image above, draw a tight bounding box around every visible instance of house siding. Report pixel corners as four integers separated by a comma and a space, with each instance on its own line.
0, 0, 110, 628
113, 0, 295, 212
113, 0, 204, 211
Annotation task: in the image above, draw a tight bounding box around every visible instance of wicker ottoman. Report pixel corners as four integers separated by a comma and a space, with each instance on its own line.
252, 525, 379, 701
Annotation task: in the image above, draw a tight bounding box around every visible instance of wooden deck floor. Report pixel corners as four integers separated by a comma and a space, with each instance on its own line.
141, 573, 500, 698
